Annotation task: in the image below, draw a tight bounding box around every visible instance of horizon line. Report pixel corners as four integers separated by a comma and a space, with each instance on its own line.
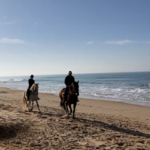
0, 71, 150, 77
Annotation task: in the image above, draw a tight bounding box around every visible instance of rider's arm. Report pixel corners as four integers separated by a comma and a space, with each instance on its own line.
64, 77, 67, 86
72, 76, 75, 83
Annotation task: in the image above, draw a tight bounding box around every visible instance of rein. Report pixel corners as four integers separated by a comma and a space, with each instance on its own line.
32, 88, 38, 95
69, 84, 78, 95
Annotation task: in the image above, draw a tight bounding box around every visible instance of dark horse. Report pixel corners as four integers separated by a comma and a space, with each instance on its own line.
59, 81, 79, 118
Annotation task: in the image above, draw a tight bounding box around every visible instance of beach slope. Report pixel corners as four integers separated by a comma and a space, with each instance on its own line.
0, 87, 150, 149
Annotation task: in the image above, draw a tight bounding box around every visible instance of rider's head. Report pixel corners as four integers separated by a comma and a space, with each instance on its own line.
68, 71, 72, 76
30, 75, 34, 79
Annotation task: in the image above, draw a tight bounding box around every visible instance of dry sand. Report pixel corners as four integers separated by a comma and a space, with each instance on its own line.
0, 87, 150, 149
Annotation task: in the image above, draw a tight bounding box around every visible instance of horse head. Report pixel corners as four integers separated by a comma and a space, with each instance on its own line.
71, 81, 79, 96
35, 83, 39, 90
30, 83, 39, 92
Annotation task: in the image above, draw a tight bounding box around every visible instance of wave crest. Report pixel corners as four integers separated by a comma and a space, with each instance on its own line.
0, 79, 26, 82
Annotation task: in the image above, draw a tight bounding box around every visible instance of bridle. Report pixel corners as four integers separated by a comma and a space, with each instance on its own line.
70, 83, 79, 95
32, 85, 38, 95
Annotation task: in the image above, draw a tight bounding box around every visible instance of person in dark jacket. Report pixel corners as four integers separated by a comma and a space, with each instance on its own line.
64, 71, 79, 102
27, 75, 35, 100
65, 71, 75, 87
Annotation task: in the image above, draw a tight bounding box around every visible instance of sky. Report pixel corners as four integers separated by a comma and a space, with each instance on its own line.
0, 0, 150, 76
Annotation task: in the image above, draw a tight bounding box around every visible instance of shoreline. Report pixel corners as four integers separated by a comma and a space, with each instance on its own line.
0, 86, 150, 125
1, 86, 150, 108
1, 85, 150, 108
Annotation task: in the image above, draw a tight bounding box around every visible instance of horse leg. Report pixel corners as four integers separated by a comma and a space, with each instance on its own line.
65, 103, 69, 114
30, 101, 34, 112
68, 104, 72, 115
63, 101, 66, 111
73, 102, 76, 119
36, 100, 41, 113
28, 99, 31, 112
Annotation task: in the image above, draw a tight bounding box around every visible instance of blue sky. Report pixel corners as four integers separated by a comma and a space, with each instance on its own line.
0, 0, 150, 76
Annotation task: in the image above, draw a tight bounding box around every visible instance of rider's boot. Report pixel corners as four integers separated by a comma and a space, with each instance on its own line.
27, 93, 29, 101
27, 96, 29, 101
64, 94, 67, 103
27, 89, 30, 101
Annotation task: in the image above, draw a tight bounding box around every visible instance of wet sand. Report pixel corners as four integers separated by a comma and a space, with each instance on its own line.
0, 87, 150, 149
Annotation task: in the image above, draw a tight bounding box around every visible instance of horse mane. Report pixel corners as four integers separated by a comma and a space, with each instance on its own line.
71, 81, 79, 87
69, 85, 74, 93
69, 81, 79, 94
30, 84, 38, 92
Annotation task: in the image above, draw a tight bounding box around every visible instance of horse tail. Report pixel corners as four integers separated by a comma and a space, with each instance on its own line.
59, 89, 64, 108
21, 92, 28, 111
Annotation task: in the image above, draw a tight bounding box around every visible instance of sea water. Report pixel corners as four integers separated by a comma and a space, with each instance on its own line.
0, 72, 150, 106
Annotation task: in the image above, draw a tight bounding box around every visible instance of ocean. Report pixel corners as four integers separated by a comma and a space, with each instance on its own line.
0, 72, 150, 106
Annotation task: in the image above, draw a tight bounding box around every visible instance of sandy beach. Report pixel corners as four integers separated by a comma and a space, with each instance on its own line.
0, 87, 150, 150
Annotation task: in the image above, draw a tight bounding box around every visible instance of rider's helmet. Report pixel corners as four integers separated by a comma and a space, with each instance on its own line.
68, 71, 72, 75
30, 74, 34, 78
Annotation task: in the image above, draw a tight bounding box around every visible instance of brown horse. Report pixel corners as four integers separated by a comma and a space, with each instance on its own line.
59, 81, 79, 118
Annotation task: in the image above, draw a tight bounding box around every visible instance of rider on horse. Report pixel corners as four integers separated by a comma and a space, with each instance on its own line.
27, 75, 35, 100
27, 75, 40, 100
64, 71, 79, 102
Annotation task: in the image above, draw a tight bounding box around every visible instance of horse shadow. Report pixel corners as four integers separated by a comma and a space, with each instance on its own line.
39, 112, 150, 139
75, 117, 150, 139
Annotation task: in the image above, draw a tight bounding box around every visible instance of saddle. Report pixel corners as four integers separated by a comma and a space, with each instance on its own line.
62, 88, 66, 95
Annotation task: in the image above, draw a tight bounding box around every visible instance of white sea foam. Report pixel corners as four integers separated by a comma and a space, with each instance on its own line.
0, 73, 150, 106
0, 78, 26, 82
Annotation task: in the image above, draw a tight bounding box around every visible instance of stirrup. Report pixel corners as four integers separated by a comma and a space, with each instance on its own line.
64, 100, 67, 104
